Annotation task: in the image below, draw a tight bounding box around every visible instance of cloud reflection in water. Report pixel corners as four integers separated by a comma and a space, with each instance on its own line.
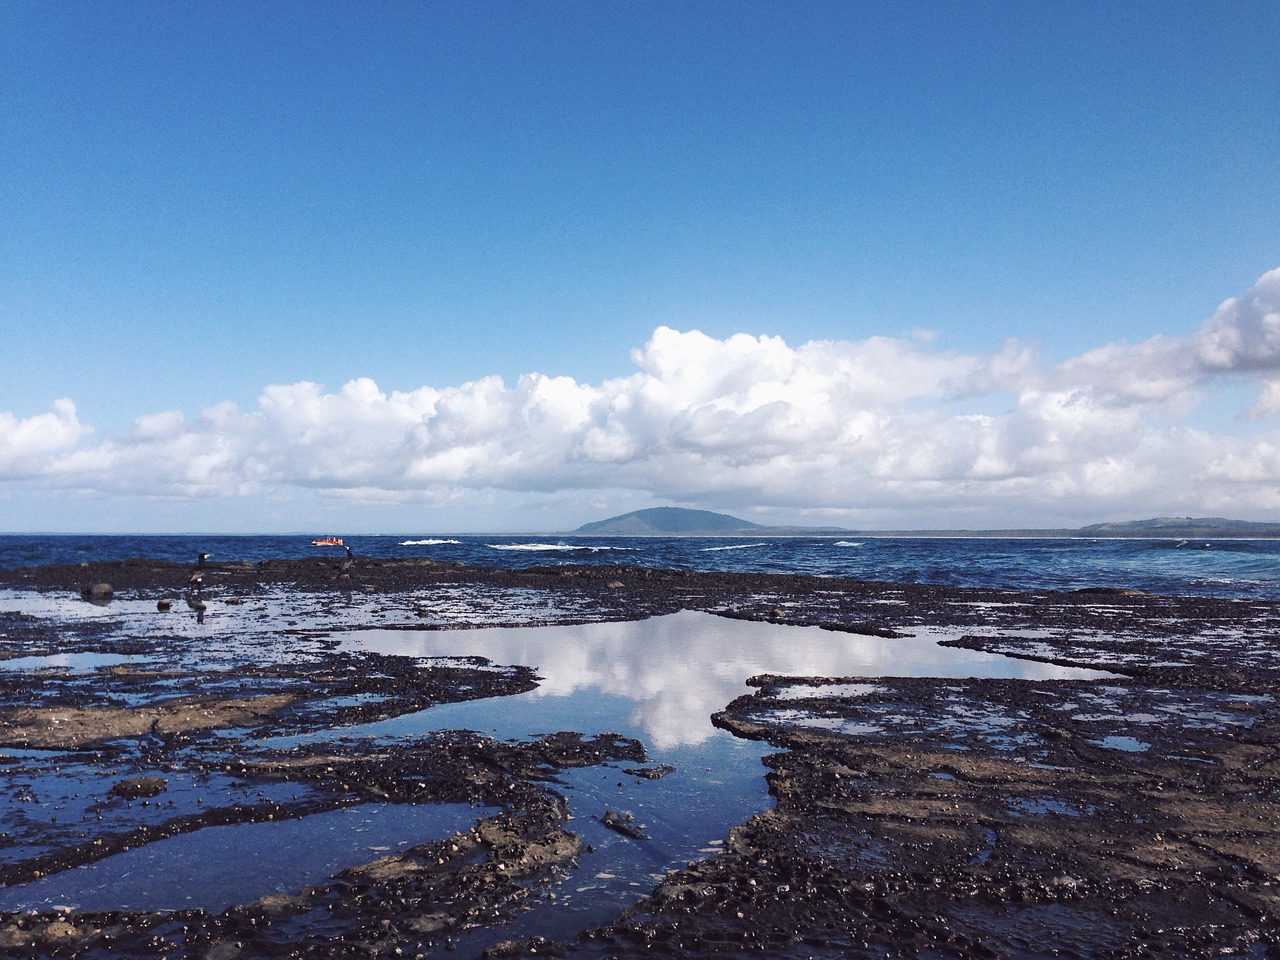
344, 610, 1102, 750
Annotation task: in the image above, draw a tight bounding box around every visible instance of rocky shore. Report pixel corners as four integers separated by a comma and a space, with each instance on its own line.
1, 555, 1278, 958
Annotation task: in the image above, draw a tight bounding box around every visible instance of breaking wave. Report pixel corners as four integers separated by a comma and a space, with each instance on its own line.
700, 542, 768, 552
399, 539, 462, 546
487, 543, 635, 553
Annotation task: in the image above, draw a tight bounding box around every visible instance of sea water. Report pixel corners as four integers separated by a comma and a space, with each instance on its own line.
0, 534, 1277, 599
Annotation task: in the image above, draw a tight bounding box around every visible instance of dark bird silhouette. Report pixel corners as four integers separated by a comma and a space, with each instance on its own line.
339, 544, 355, 577
187, 552, 212, 589
186, 552, 211, 622
186, 591, 207, 624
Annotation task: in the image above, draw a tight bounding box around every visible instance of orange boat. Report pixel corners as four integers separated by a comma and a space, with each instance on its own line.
311, 537, 345, 547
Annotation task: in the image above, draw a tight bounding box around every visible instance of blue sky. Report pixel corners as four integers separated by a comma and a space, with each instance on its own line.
2, 1, 1279, 533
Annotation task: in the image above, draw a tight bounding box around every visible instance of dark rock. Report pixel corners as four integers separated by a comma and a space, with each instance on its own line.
108, 777, 168, 800
624, 765, 675, 780
600, 810, 648, 840
80, 583, 113, 605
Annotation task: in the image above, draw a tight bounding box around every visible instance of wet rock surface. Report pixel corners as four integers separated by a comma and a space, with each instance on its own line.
598, 811, 648, 841
0, 557, 1278, 957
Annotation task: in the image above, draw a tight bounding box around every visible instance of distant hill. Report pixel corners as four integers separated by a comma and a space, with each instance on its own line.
1076, 517, 1280, 539
575, 508, 762, 535
574, 507, 853, 536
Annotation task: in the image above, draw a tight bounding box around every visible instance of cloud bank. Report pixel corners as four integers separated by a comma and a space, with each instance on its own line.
5, 268, 1280, 530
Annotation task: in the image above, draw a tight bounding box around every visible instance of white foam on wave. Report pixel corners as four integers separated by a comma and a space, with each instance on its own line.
835, 540, 863, 548
700, 542, 767, 552
399, 539, 462, 546
487, 543, 633, 553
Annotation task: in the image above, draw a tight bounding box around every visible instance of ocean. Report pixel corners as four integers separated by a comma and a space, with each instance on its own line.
1, 533, 1277, 600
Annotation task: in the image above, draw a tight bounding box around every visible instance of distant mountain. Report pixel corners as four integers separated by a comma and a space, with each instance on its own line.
574, 507, 854, 536
575, 508, 762, 536
1077, 517, 1280, 538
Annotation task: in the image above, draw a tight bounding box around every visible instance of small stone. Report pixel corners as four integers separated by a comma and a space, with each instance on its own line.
81, 582, 113, 605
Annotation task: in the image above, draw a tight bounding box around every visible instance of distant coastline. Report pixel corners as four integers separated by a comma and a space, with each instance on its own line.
5, 514, 1280, 541
570, 508, 1280, 540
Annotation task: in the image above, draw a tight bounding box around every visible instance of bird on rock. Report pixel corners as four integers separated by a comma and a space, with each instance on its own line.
187, 552, 212, 589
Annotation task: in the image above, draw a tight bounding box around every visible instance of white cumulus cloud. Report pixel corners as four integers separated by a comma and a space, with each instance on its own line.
5, 268, 1280, 528
0, 399, 90, 476
1195, 267, 1280, 372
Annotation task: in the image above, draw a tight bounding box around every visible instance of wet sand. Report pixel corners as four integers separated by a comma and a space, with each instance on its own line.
1, 556, 1278, 957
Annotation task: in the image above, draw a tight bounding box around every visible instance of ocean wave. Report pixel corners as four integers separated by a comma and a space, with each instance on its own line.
700, 542, 768, 552
834, 541, 864, 548
399, 539, 462, 546
487, 543, 634, 553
